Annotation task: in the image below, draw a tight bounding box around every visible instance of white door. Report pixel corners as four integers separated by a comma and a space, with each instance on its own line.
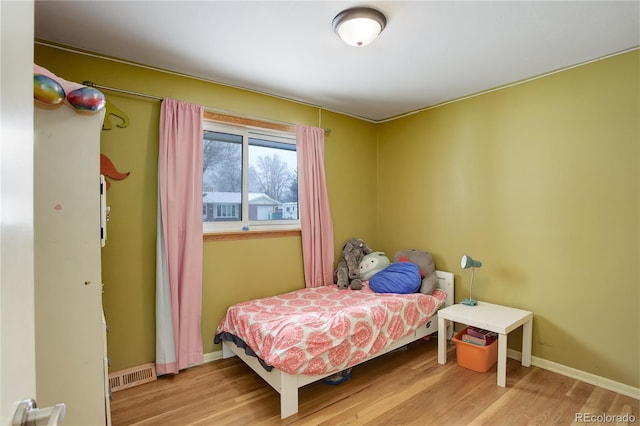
0, 0, 38, 424
257, 205, 272, 220
2, 4, 108, 424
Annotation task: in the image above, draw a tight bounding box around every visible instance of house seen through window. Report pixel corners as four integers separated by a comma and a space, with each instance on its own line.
202, 121, 299, 232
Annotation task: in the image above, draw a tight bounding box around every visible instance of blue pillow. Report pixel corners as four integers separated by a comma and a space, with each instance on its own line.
369, 262, 421, 294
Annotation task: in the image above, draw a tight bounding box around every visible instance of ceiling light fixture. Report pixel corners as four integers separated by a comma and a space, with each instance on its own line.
332, 7, 387, 47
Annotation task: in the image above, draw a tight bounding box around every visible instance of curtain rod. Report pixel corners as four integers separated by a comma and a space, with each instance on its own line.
83, 80, 163, 101
82, 80, 331, 135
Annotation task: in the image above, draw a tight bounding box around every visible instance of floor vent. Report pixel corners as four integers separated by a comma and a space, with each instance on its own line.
109, 363, 157, 392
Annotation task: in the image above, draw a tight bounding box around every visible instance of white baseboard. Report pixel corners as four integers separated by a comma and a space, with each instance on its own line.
203, 350, 222, 364
201, 349, 639, 400
507, 349, 639, 400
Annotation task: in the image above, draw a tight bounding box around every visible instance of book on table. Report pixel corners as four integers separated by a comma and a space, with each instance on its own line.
462, 326, 497, 346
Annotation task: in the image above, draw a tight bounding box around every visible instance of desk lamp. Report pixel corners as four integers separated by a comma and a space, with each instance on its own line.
460, 255, 482, 306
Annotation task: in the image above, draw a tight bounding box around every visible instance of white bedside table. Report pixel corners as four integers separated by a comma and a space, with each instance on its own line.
437, 301, 533, 387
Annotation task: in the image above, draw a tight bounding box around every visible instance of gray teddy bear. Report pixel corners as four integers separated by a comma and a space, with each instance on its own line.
335, 238, 372, 290
393, 249, 439, 294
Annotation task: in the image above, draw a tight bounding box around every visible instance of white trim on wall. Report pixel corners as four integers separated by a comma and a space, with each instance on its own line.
203, 352, 222, 364
506, 349, 639, 400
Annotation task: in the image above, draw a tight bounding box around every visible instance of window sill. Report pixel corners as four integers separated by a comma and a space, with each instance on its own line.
203, 229, 301, 241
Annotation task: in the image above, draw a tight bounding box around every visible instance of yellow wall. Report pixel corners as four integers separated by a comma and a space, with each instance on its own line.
34, 43, 378, 369
377, 51, 639, 388
35, 43, 638, 389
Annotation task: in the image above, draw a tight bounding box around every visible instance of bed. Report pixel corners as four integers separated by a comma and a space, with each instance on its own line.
215, 270, 454, 419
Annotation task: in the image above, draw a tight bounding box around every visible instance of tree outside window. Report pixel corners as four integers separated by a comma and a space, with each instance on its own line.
202, 123, 299, 232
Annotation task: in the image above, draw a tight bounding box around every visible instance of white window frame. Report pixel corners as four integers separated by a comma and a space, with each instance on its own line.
202, 120, 301, 233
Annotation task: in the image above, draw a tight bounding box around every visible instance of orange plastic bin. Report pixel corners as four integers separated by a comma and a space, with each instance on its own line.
451, 327, 498, 373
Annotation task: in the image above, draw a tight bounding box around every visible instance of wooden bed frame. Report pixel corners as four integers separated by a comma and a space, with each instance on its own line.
221, 270, 454, 419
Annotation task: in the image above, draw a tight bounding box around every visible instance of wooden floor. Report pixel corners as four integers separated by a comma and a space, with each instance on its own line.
110, 339, 638, 425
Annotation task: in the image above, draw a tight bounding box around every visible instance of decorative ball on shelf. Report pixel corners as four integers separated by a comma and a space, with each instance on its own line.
67, 86, 106, 113
34, 74, 66, 105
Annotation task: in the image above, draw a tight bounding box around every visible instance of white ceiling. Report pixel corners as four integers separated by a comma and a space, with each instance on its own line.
34, 1, 639, 122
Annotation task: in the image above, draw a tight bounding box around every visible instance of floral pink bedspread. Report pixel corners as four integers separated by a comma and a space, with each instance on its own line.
215, 283, 447, 375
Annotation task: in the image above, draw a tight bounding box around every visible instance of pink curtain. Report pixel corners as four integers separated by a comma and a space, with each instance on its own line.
296, 125, 335, 288
156, 98, 204, 375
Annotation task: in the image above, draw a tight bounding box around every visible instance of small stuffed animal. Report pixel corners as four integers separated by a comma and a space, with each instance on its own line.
359, 252, 391, 281
393, 249, 439, 294
335, 238, 372, 290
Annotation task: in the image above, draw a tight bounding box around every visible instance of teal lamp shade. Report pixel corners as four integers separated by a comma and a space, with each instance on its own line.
460, 255, 482, 306
461, 255, 482, 269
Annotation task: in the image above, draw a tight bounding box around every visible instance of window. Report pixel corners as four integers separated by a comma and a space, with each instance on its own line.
202, 121, 299, 233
